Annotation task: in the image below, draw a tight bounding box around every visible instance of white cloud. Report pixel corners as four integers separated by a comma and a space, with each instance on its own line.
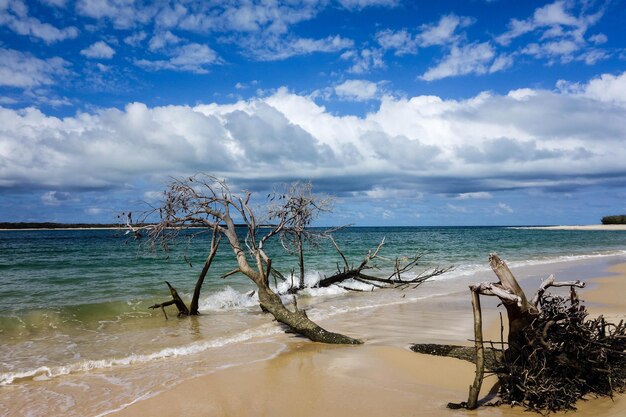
80, 41, 116, 59
579, 72, 626, 106
421, 42, 498, 81
0, 0, 78, 43
136, 43, 220, 73
148, 30, 182, 51
338, 0, 398, 10
334, 80, 379, 101
85, 207, 104, 215
41, 191, 75, 206
242, 35, 353, 61
342, 48, 385, 74
418, 14, 473, 47
495, 0, 607, 65
0, 48, 70, 88
588, 33, 608, 45
1, 71, 626, 200
497, 1, 582, 45
497, 202, 514, 214
456, 192, 493, 200
76, 0, 153, 29
376, 29, 418, 55
124, 31, 147, 46
375, 14, 473, 56
40, 0, 68, 7
0, 96, 18, 104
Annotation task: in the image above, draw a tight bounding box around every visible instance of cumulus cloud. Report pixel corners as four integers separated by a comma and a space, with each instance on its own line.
588, 33, 608, 45
80, 41, 116, 59
577, 71, 626, 106
124, 31, 147, 46
496, 0, 607, 65
421, 42, 507, 81
136, 43, 220, 73
418, 14, 474, 47
242, 35, 354, 61
0, 48, 70, 88
334, 79, 379, 101
148, 30, 182, 51
41, 191, 76, 205
1, 71, 626, 202
456, 192, 493, 200
338, 0, 399, 10
376, 14, 473, 56
375, 29, 417, 55
497, 202, 514, 214
0, 0, 78, 43
341, 48, 385, 73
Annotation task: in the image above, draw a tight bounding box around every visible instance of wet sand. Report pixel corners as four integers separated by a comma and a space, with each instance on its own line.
110, 261, 626, 417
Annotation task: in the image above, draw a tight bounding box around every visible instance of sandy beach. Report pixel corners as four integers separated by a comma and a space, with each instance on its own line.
526, 225, 626, 231
108, 260, 626, 417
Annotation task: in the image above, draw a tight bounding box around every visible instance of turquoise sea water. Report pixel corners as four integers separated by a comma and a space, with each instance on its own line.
1, 226, 625, 416
2, 227, 626, 315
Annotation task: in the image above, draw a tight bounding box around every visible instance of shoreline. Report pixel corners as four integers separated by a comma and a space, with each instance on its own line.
518, 224, 626, 230
108, 257, 626, 417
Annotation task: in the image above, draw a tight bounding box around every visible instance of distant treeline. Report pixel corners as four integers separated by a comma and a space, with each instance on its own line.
601, 215, 626, 225
0, 222, 267, 230
0, 222, 124, 229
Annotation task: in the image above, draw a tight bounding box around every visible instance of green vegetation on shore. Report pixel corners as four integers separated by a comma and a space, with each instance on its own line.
601, 215, 626, 224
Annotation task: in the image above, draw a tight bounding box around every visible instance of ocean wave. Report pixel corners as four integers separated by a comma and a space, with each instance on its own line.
0, 325, 282, 386
197, 286, 259, 311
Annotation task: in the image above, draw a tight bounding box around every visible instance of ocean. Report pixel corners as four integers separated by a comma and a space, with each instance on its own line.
1, 226, 625, 416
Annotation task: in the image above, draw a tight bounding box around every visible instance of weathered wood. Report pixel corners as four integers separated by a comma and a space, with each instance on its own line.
410, 344, 501, 370
189, 225, 221, 315
149, 281, 189, 317
530, 274, 585, 307
467, 288, 485, 410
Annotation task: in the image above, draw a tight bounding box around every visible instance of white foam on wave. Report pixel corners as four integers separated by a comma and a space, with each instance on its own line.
274, 270, 325, 294
0, 324, 282, 386
197, 286, 259, 311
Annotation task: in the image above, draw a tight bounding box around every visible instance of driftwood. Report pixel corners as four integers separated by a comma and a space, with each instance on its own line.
147, 224, 221, 317
149, 281, 189, 319
415, 253, 626, 413
312, 237, 452, 291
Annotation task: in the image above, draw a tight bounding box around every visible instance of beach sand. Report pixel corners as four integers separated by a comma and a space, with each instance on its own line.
529, 225, 626, 230
110, 261, 626, 417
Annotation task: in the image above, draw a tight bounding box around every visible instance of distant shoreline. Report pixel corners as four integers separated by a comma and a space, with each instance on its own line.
0, 222, 124, 231
516, 225, 626, 231
2, 223, 626, 231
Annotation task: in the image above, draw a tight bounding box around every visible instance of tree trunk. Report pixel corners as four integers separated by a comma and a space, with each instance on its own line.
150, 281, 190, 317
467, 288, 485, 410
256, 283, 362, 344
297, 234, 305, 289
487, 254, 536, 357
189, 255, 212, 315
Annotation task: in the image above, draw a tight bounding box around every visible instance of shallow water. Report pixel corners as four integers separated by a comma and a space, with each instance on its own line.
1, 227, 625, 415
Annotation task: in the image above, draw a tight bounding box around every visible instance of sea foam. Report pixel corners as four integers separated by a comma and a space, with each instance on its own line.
0, 324, 282, 386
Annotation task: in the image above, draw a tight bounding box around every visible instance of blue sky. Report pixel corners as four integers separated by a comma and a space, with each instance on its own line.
1, 0, 625, 226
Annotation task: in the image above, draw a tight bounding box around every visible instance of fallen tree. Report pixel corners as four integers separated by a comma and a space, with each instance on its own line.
127, 175, 361, 344
266, 184, 451, 294
414, 253, 626, 412
314, 236, 452, 291
147, 224, 222, 318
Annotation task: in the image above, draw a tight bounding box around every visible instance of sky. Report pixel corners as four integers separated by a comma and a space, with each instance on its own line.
0, 0, 625, 226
